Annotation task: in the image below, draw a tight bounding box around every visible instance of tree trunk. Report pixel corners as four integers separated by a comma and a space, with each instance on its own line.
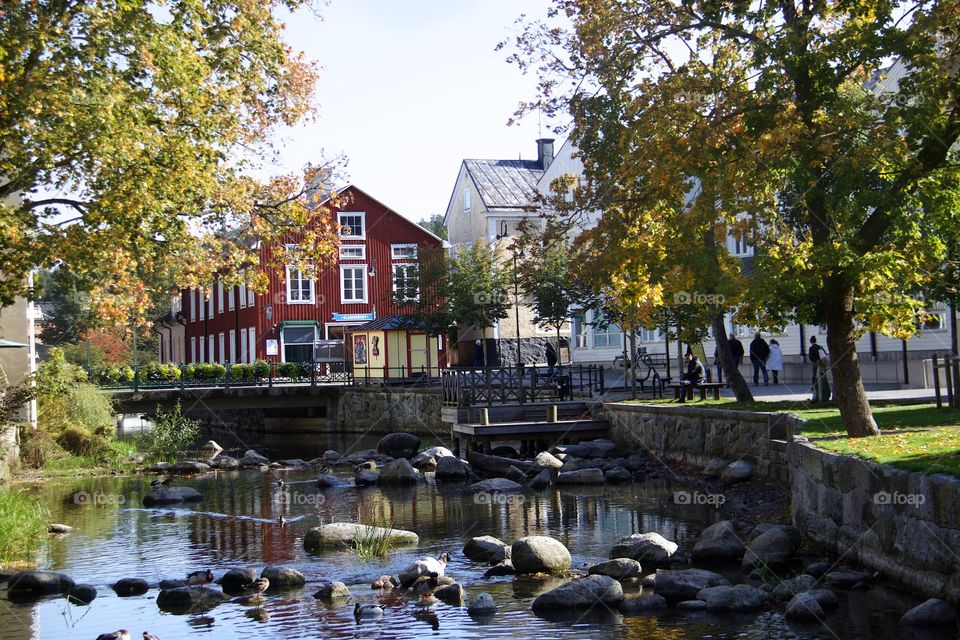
628, 326, 638, 400
823, 275, 879, 437
711, 314, 753, 402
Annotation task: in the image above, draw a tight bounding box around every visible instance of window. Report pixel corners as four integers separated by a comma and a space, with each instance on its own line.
341, 265, 367, 303
229, 329, 237, 362
247, 282, 255, 306
572, 313, 588, 349
463, 187, 471, 211
592, 313, 623, 348
640, 327, 660, 342
239, 282, 247, 309
218, 333, 225, 364
227, 284, 235, 310
248, 327, 256, 362
393, 264, 419, 301
922, 310, 947, 331
285, 265, 314, 304
217, 282, 224, 313
191, 337, 197, 363
391, 243, 418, 260
732, 233, 753, 257
199, 290, 205, 321
338, 212, 365, 239
240, 328, 248, 363
189, 289, 196, 322
199, 338, 205, 363
208, 287, 214, 318
339, 245, 366, 260
207, 335, 214, 363
283, 325, 316, 363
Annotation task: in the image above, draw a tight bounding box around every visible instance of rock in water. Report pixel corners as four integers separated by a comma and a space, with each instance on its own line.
511, 536, 571, 575
556, 468, 606, 485
588, 558, 642, 580
742, 529, 795, 568
468, 592, 497, 616
434, 583, 465, 605
653, 569, 730, 601
65, 583, 97, 605
215, 568, 258, 594
463, 536, 511, 564
435, 456, 472, 481
609, 532, 678, 566
531, 575, 624, 611
691, 520, 746, 563
313, 581, 351, 600
156, 586, 229, 613
534, 451, 564, 469
112, 577, 149, 596
260, 566, 305, 589
48, 523, 73, 534
378, 458, 421, 484
619, 594, 667, 614
239, 450, 270, 466
900, 598, 958, 626
785, 592, 824, 620
303, 522, 419, 551
7, 571, 75, 599
376, 432, 421, 459
142, 486, 203, 507
696, 584, 766, 612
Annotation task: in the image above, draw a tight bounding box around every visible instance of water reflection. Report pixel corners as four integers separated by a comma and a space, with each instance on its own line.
0, 467, 937, 640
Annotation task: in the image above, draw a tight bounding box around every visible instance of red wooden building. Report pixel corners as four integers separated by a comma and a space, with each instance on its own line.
180, 185, 445, 366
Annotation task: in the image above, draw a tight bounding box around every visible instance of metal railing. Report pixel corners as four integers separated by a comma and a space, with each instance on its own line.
440, 364, 605, 407
351, 365, 444, 387
931, 353, 960, 409
93, 361, 352, 391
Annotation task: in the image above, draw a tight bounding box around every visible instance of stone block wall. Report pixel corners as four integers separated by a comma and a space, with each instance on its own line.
604, 402, 798, 481
336, 388, 442, 437
789, 441, 960, 605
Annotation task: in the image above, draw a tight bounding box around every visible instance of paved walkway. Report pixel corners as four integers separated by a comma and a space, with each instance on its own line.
602, 382, 937, 404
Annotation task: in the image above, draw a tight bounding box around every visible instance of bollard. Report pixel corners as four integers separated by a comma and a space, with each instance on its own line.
548, 405, 558, 423
480, 408, 489, 426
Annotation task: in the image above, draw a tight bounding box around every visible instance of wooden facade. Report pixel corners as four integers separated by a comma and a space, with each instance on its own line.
182, 185, 444, 364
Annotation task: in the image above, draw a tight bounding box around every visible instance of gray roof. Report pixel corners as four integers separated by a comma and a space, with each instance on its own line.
464, 159, 543, 210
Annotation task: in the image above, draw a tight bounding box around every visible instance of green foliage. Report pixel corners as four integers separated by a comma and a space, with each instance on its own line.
278, 361, 309, 379
417, 213, 448, 240
141, 362, 181, 383
93, 364, 135, 385
37, 268, 91, 345
138, 403, 200, 462
352, 520, 405, 562
228, 363, 254, 381
520, 241, 580, 333
0, 489, 48, 563
253, 360, 270, 378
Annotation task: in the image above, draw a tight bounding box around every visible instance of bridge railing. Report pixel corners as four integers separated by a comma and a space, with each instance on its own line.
93, 361, 352, 391
440, 364, 604, 407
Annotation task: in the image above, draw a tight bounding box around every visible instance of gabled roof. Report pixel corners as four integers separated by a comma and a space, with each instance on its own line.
463, 159, 543, 211
314, 184, 447, 245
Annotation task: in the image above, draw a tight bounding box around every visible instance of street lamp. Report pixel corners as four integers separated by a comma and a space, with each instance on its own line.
513, 246, 525, 367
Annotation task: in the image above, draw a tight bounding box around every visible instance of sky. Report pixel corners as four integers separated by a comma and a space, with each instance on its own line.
270, 0, 561, 223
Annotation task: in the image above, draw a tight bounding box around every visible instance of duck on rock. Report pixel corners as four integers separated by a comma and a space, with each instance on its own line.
399, 553, 450, 588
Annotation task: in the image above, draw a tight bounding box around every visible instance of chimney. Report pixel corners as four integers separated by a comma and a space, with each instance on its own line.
536, 138, 555, 170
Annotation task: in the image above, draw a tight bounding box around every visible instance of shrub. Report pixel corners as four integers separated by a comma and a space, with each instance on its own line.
138, 402, 200, 461
140, 362, 181, 383
228, 363, 253, 381
253, 360, 270, 379
56, 427, 106, 457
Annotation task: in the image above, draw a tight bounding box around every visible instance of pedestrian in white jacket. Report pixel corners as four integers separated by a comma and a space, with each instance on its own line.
767, 339, 784, 384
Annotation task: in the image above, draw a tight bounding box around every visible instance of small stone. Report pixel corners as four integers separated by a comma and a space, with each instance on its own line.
677, 599, 708, 611
434, 583, 465, 605
313, 581, 350, 600
112, 577, 149, 596
484, 560, 515, 578
588, 558, 642, 580
468, 592, 497, 615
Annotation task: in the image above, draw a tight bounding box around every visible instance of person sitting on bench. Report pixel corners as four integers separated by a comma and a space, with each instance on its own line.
677, 352, 705, 403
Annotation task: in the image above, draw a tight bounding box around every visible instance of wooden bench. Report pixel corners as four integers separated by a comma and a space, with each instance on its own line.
668, 382, 724, 401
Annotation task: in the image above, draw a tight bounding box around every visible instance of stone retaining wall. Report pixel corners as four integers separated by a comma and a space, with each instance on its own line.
336, 388, 442, 436
604, 403, 797, 482
790, 441, 960, 605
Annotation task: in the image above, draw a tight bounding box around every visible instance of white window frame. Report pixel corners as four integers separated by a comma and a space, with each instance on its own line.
463, 187, 472, 211
640, 327, 659, 342
229, 329, 237, 362
248, 326, 256, 362
198, 290, 205, 321
340, 265, 368, 304
239, 282, 247, 309
392, 263, 419, 301
285, 265, 315, 304
240, 328, 248, 363
207, 335, 214, 363
339, 245, 366, 260
246, 281, 255, 306
227, 284, 234, 311
191, 336, 197, 363
216, 282, 224, 313
391, 243, 418, 260
208, 287, 214, 318
338, 212, 366, 240
189, 289, 196, 322
731, 233, 754, 257
218, 333, 225, 364
199, 338, 205, 364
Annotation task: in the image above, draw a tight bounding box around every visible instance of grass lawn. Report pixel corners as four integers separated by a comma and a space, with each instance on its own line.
816, 427, 960, 477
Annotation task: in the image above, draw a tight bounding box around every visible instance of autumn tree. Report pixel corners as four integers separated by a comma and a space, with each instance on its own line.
519, 240, 582, 367
0, 0, 340, 329
506, 0, 960, 435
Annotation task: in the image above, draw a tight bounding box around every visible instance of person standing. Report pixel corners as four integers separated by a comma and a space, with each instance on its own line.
767, 339, 784, 384
808, 336, 829, 401
677, 352, 705, 403
545, 342, 557, 375
750, 333, 770, 385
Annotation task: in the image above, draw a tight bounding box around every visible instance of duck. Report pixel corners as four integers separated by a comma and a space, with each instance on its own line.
411, 575, 439, 594
244, 577, 270, 596
186, 569, 214, 585
371, 574, 399, 589
95, 631, 130, 640
317, 465, 329, 475
354, 602, 384, 621
143, 633, 161, 640
399, 552, 450, 588
150, 477, 171, 488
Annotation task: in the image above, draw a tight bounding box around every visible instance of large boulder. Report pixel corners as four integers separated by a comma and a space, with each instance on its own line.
609, 532, 678, 566
435, 456, 472, 481
303, 522, 418, 551
215, 568, 257, 594
556, 468, 606, 485
143, 486, 203, 507
588, 558, 642, 580
691, 520, 746, 563
7, 571, 75, 599
743, 528, 795, 568
557, 439, 619, 459
378, 458, 421, 485
169, 460, 211, 474
604, 466, 633, 483
261, 565, 305, 589
377, 432, 421, 459
463, 536, 511, 564
528, 468, 554, 490
531, 575, 624, 611
468, 452, 536, 476
112, 577, 149, 596
468, 478, 524, 494
619, 594, 667, 614
900, 598, 958, 626
511, 536, 572, 575
66, 583, 97, 605
654, 568, 730, 601
534, 451, 564, 469
785, 592, 824, 620
239, 450, 270, 466
156, 586, 229, 613
696, 584, 766, 612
